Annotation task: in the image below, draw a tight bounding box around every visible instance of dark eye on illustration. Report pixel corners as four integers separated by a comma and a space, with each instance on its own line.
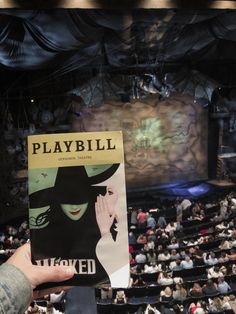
107, 187, 114, 195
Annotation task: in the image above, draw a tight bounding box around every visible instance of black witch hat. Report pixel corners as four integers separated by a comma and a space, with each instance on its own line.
29, 164, 119, 208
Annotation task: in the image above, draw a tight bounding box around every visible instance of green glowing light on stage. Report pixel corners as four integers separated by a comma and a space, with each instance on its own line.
134, 118, 163, 149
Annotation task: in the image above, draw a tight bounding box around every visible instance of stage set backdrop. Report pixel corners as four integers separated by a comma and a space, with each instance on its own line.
77, 93, 208, 189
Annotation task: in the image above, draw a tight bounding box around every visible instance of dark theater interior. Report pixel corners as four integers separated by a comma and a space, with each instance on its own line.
1, 1, 236, 313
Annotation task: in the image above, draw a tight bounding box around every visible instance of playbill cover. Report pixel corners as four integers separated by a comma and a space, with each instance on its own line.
28, 131, 130, 287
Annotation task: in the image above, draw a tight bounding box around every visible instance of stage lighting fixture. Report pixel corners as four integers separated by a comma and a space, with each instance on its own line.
138, 74, 172, 99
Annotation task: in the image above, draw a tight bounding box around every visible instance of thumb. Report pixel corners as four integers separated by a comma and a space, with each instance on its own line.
32, 265, 75, 287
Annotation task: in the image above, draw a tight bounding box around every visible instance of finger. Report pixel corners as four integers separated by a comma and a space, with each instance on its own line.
101, 195, 109, 215
7, 242, 31, 265
14, 242, 31, 258
33, 265, 75, 286
97, 195, 103, 215
33, 286, 73, 299
95, 198, 99, 214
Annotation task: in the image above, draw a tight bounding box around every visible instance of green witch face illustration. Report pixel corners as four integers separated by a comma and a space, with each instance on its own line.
29, 164, 119, 240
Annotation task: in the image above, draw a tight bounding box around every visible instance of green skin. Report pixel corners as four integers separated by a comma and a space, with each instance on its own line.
61, 203, 88, 221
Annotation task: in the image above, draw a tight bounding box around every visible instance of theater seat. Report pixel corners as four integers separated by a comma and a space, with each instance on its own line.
146, 284, 163, 296
97, 301, 112, 314
127, 303, 144, 314
112, 303, 128, 314
129, 286, 147, 297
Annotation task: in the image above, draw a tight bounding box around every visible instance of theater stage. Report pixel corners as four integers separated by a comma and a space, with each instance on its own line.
127, 179, 236, 208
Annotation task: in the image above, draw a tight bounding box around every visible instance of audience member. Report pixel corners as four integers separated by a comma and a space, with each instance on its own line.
172, 283, 187, 301
157, 215, 167, 229
180, 255, 193, 269
160, 286, 173, 302
189, 283, 203, 297
144, 262, 159, 273
137, 209, 147, 228
208, 297, 224, 313
135, 250, 147, 264
136, 234, 147, 244
207, 266, 224, 279
188, 302, 206, 314
202, 279, 218, 295
228, 294, 236, 313
128, 231, 136, 245
157, 249, 170, 262
146, 214, 156, 229
146, 249, 157, 263
157, 271, 173, 285
113, 290, 127, 304
203, 252, 218, 265
101, 286, 113, 300
133, 275, 146, 286
217, 276, 231, 294
145, 303, 161, 314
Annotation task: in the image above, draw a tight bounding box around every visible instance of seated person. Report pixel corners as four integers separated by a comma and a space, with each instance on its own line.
217, 276, 231, 294
169, 249, 180, 260
145, 304, 161, 314
202, 279, 218, 295
146, 249, 157, 263
100, 286, 113, 300
207, 266, 224, 279
216, 221, 229, 231
165, 222, 177, 236
144, 239, 155, 251
113, 290, 127, 304
144, 262, 160, 274
232, 263, 236, 274
136, 234, 147, 244
169, 259, 182, 271
219, 264, 228, 276
146, 228, 157, 242
157, 250, 170, 262
227, 249, 236, 261
193, 247, 204, 266
180, 255, 194, 269
167, 238, 179, 249
135, 250, 147, 264
157, 271, 173, 286
203, 252, 218, 265
128, 231, 136, 245
133, 275, 146, 286
172, 283, 187, 301
159, 286, 173, 302
189, 283, 203, 297
131, 263, 143, 275
219, 239, 232, 250
208, 297, 224, 313
227, 294, 236, 313
188, 302, 206, 314
218, 251, 229, 263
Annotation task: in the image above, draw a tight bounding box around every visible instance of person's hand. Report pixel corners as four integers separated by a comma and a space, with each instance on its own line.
7, 243, 74, 299
95, 194, 116, 237
95, 187, 118, 237
105, 187, 118, 216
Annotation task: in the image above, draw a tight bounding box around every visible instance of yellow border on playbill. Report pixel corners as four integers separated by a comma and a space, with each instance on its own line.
28, 131, 124, 169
